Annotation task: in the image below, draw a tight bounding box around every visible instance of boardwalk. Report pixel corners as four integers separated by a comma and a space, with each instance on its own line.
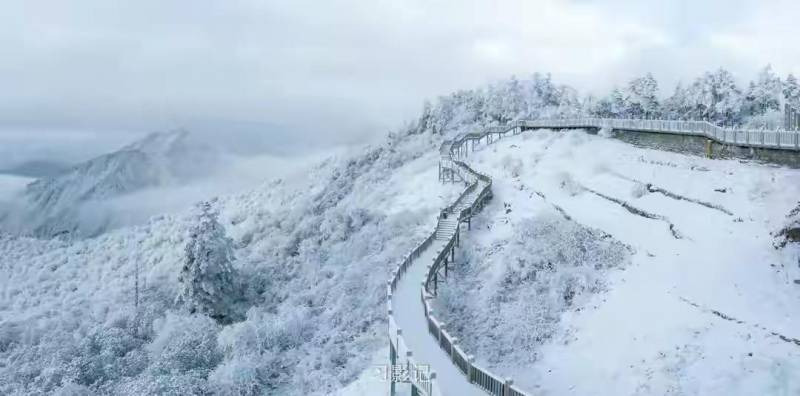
386, 117, 800, 396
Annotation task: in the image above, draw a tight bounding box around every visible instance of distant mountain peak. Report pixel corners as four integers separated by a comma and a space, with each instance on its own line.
11, 130, 220, 238
123, 129, 191, 155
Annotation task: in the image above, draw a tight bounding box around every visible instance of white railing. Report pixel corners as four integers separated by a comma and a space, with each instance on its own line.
390, 114, 800, 396
414, 123, 530, 396
387, 229, 441, 396
518, 117, 800, 150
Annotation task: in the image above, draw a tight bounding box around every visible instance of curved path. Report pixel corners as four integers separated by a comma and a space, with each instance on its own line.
387, 128, 515, 396
392, 236, 483, 396
386, 117, 800, 396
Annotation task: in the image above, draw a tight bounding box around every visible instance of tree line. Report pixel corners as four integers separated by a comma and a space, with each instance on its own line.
415, 65, 800, 135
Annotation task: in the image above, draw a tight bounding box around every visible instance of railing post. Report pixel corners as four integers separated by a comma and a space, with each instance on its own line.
406, 350, 413, 385
396, 328, 402, 363
504, 378, 514, 396
467, 355, 475, 383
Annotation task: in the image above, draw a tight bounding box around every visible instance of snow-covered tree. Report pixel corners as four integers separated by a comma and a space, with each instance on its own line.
506, 76, 527, 118
609, 88, 628, 118
589, 89, 616, 118
177, 201, 238, 323
783, 73, 800, 108
743, 65, 783, 117
663, 83, 693, 119
416, 100, 437, 134
530, 72, 560, 109
684, 68, 743, 125
625, 73, 661, 118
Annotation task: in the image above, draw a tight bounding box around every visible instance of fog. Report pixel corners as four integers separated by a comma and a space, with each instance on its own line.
3, 0, 799, 160
0, 142, 347, 237
73, 149, 342, 234
2, 0, 799, 236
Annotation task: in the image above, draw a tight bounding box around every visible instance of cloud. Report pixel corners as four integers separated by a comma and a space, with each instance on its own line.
0, 0, 795, 151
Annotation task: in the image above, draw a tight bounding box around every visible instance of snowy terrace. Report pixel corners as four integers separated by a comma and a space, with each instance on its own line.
384, 120, 800, 396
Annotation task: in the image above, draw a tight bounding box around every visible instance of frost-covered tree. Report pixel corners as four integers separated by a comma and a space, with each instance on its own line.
663, 83, 693, 119
177, 201, 238, 323
783, 73, 800, 107
505, 76, 527, 118
529, 72, 560, 109
625, 73, 661, 118
613, 88, 628, 118
593, 88, 627, 118
744, 65, 783, 117
684, 68, 743, 125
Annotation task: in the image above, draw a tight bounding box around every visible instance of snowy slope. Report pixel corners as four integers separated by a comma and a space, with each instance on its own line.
436, 129, 800, 395
5, 70, 797, 396
0, 131, 461, 396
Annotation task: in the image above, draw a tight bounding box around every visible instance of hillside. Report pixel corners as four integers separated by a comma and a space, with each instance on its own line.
2, 72, 800, 396
435, 129, 800, 395
0, 128, 465, 395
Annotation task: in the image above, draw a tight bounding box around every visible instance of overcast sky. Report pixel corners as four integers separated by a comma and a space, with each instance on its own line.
1, 0, 797, 158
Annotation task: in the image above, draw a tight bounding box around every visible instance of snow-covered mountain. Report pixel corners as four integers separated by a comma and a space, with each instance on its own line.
2, 71, 800, 396
5, 130, 219, 237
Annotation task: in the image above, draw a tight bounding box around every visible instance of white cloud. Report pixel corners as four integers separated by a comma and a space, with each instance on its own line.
0, 0, 795, 152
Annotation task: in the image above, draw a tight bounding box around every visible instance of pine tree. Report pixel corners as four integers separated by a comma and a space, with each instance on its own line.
663, 83, 691, 119
744, 65, 782, 117
416, 100, 435, 134
686, 68, 742, 125
625, 73, 660, 118
178, 201, 237, 323
531, 72, 559, 108
610, 88, 627, 118
504, 75, 525, 119
783, 73, 800, 107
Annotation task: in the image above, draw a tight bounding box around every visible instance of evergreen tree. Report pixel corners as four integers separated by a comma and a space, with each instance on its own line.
591, 96, 615, 118
625, 73, 661, 118
178, 201, 237, 323
610, 88, 627, 118
530, 72, 559, 108
663, 83, 692, 119
744, 65, 782, 117
686, 68, 742, 125
783, 73, 800, 108
417, 100, 435, 134
504, 75, 526, 119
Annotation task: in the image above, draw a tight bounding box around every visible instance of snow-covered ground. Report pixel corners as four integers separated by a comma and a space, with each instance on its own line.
437, 129, 800, 395
0, 132, 461, 395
